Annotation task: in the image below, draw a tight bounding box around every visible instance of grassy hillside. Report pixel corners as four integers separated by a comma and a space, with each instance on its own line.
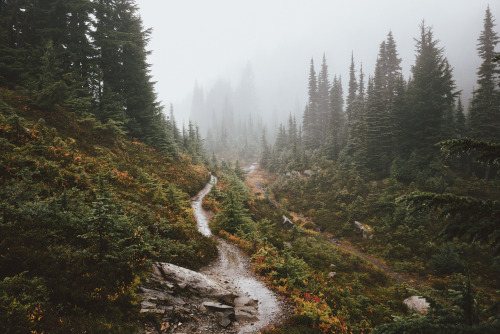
266, 162, 500, 332
0, 88, 217, 333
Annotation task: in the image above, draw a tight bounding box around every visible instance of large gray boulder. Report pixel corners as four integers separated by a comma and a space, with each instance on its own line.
157, 263, 237, 304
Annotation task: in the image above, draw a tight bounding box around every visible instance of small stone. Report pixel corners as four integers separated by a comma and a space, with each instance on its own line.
328, 272, 337, 278
141, 301, 156, 308
202, 301, 234, 311
173, 296, 186, 305
216, 311, 232, 328
236, 296, 258, 306
235, 309, 259, 322
237, 306, 258, 314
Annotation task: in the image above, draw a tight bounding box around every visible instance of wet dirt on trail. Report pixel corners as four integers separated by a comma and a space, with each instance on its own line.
191, 174, 287, 333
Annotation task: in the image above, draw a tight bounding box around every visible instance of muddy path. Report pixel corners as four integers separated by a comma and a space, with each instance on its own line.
245, 165, 425, 291
191, 174, 286, 333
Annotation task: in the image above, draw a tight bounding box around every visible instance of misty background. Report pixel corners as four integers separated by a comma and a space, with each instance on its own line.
136, 0, 498, 130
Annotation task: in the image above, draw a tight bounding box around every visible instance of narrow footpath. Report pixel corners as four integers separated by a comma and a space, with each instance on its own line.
192, 175, 289, 333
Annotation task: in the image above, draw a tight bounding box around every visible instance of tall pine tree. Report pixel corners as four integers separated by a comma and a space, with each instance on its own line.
407, 22, 456, 158
365, 32, 402, 175
468, 6, 500, 143
303, 59, 319, 150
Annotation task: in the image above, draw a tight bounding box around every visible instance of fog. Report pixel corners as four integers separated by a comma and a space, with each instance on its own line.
135, 0, 498, 126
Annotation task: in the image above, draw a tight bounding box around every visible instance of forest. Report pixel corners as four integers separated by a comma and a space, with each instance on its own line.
1, 0, 500, 333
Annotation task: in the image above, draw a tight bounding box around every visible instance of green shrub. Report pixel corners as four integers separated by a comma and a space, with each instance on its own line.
431, 243, 465, 275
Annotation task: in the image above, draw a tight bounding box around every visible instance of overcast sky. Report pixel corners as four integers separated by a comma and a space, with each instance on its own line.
135, 0, 498, 122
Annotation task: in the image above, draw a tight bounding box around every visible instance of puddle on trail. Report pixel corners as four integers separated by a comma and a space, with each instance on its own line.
191, 174, 280, 333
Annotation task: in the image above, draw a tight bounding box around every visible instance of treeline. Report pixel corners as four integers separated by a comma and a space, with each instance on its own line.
263, 8, 499, 181
190, 67, 265, 160
0, 0, 204, 159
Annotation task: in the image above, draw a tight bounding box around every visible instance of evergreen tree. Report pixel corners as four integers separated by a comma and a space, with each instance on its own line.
303, 59, 319, 150
327, 75, 345, 160
346, 53, 358, 128
288, 114, 300, 164
365, 32, 402, 175
317, 54, 331, 143
93, 0, 128, 124
169, 104, 182, 146
260, 128, 271, 169
340, 64, 368, 173
407, 22, 456, 157
469, 6, 500, 143
213, 188, 251, 234
0, 0, 26, 86
391, 75, 410, 156
455, 96, 467, 138
275, 123, 288, 153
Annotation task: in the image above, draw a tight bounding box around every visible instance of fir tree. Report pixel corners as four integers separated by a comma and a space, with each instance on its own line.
327, 75, 345, 160
365, 32, 402, 175
303, 59, 319, 150
260, 128, 271, 169
346, 53, 358, 128
469, 6, 500, 143
317, 54, 331, 143
213, 188, 251, 234
341, 64, 368, 173
455, 96, 466, 138
407, 22, 456, 157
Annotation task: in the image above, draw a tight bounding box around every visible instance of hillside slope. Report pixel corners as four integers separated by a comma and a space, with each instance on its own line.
0, 89, 217, 333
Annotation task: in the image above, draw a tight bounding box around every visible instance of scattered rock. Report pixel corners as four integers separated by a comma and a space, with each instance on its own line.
282, 215, 294, 229
234, 296, 258, 307
235, 309, 259, 322
216, 311, 233, 327
304, 169, 313, 176
141, 301, 156, 309
328, 272, 337, 278
404, 295, 430, 313
354, 221, 374, 239
237, 306, 258, 314
202, 301, 234, 311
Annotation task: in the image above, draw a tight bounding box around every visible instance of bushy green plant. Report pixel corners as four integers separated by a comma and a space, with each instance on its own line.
0, 273, 49, 334
431, 243, 465, 275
